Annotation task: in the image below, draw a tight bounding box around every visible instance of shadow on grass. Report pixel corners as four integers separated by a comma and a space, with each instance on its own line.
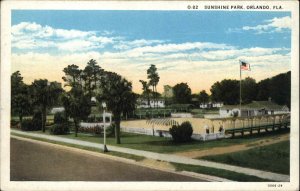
143, 140, 200, 147
228, 128, 290, 140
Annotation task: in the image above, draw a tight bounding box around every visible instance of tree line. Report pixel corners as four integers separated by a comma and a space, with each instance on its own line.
11, 59, 291, 144
169, 71, 291, 107
210, 71, 291, 107
11, 59, 136, 144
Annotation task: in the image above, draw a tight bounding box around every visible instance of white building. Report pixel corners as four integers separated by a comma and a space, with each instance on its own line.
200, 102, 223, 109
219, 101, 289, 118
162, 85, 173, 98
50, 107, 65, 114
137, 98, 165, 108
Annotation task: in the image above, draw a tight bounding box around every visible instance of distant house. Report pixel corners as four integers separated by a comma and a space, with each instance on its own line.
219, 101, 289, 118
50, 107, 65, 114
162, 85, 173, 98
136, 98, 165, 108
200, 102, 224, 109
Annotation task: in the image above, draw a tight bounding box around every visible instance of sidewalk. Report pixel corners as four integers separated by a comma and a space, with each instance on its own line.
11, 129, 289, 182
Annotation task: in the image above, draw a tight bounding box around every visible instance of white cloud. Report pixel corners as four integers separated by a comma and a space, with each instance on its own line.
113, 39, 164, 50
124, 42, 234, 55
11, 22, 115, 52
198, 47, 285, 61
11, 21, 290, 93
241, 16, 291, 34
12, 44, 290, 94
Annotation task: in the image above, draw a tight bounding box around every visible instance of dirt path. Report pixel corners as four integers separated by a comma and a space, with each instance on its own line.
175, 133, 290, 158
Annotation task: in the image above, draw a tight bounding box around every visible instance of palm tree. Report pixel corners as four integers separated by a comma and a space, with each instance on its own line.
147, 64, 160, 108
139, 80, 151, 107
31, 79, 63, 132
97, 71, 136, 144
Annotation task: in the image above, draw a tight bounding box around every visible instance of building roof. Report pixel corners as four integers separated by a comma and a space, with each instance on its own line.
221, 101, 288, 111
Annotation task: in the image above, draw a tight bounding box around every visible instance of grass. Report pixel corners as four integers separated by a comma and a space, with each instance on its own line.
172, 163, 272, 182
11, 133, 145, 162
11, 127, 290, 154
201, 140, 290, 175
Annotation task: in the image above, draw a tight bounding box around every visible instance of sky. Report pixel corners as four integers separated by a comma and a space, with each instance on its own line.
11, 10, 291, 94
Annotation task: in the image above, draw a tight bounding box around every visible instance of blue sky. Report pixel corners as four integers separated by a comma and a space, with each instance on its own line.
11, 10, 291, 93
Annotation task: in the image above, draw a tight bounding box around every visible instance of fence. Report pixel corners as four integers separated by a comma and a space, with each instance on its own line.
120, 126, 225, 141
171, 113, 193, 118
121, 126, 154, 136
225, 121, 290, 137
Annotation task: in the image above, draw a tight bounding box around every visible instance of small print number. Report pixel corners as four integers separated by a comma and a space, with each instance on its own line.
187, 5, 198, 10
268, 184, 283, 188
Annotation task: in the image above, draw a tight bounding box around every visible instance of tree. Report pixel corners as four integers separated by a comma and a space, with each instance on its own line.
269, 71, 291, 106
256, 71, 290, 107
62, 87, 91, 137
11, 71, 32, 127
147, 65, 160, 108
62, 64, 82, 88
81, 59, 103, 98
256, 78, 271, 101
169, 121, 193, 143
173, 83, 192, 104
87, 59, 103, 90
241, 77, 257, 104
139, 80, 151, 107
97, 71, 136, 144
210, 79, 239, 105
31, 79, 63, 132
198, 90, 209, 103
81, 64, 94, 98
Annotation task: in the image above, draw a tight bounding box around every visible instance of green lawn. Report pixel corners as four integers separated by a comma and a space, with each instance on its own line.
12, 127, 290, 154
172, 163, 271, 182
201, 140, 290, 175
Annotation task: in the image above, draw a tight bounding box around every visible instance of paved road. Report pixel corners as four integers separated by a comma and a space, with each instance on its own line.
10, 138, 203, 181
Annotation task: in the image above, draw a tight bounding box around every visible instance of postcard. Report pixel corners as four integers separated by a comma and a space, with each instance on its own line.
1, 0, 299, 191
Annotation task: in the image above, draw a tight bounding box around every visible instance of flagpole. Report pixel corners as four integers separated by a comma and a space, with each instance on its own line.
239, 60, 242, 116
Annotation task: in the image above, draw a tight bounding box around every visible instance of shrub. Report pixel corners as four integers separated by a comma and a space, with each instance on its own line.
21, 119, 35, 131
54, 112, 66, 124
32, 111, 42, 130
106, 123, 115, 137
169, 121, 193, 143
11, 119, 19, 127
50, 123, 69, 135
78, 125, 102, 134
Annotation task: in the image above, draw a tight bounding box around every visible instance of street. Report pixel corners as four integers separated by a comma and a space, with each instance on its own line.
10, 138, 203, 181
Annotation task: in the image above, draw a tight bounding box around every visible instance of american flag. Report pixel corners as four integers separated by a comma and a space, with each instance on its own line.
240, 60, 250, 71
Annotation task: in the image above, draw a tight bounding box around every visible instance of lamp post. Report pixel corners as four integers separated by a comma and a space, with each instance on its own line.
102, 102, 108, 152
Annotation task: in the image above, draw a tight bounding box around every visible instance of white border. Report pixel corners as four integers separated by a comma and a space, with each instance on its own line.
1, 1, 299, 191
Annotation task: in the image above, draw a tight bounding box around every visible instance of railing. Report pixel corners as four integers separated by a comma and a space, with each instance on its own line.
225, 121, 290, 137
